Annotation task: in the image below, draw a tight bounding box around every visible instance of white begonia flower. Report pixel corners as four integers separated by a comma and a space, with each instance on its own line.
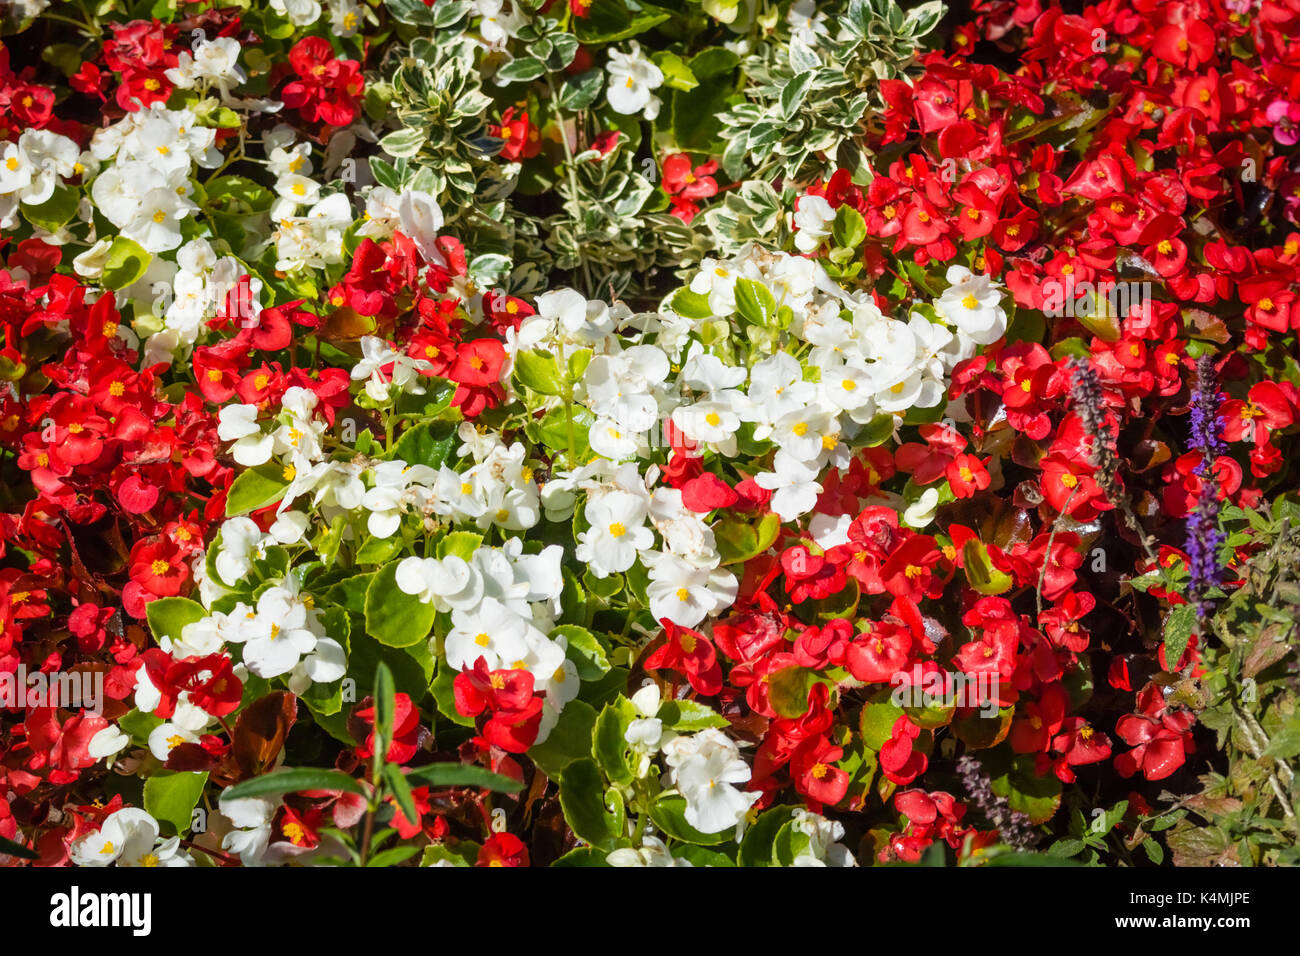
789, 808, 858, 866
269, 510, 311, 545
754, 449, 824, 522
72, 238, 114, 280
625, 689, 666, 755
770, 406, 838, 463
147, 698, 211, 763
227, 585, 322, 679
476, 0, 525, 49
357, 185, 401, 239
217, 404, 274, 466
584, 347, 667, 431
275, 173, 322, 207
87, 725, 130, 761
395, 555, 484, 613
670, 400, 743, 458
351, 335, 433, 401
133, 666, 162, 715
215, 517, 269, 586
172, 610, 233, 657
662, 729, 760, 834
288, 636, 347, 695
606, 41, 664, 119
396, 189, 445, 264
648, 488, 719, 568
274, 192, 352, 271
793, 194, 835, 253
521, 287, 615, 348
679, 350, 747, 395
788, 0, 831, 45
935, 265, 1008, 345
607, 835, 694, 867
219, 792, 278, 866
819, 357, 875, 412
589, 417, 643, 461
644, 551, 737, 628
687, 257, 740, 316
71, 809, 172, 868
268, 141, 313, 180
575, 490, 655, 577
270, 0, 322, 26
363, 461, 436, 539
444, 596, 531, 671
902, 486, 941, 529
871, 366, 926, 414
330, 0, 365, 36
165, 37, 247, 91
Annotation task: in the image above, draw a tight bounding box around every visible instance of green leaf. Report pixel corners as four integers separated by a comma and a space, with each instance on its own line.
221, 768, 366, 801
355, 534, 402, 566
388, 421, 456, 470
903, 0, 945, 36
554, 624, 610, 681
373, 661, 396, 755
1048, 838, 1086, 858
832, 205, 867, 250
385, 0, 437, 24
988, 753, 1062, 825
738, 807, 788, 866
779, 71, 815, 120
962, 538, 1014, 596
592, 701, 636, 786
379, 128, 426, 159
772, 819, 813, 865
421, 842, 478, 866
575, 0, 671, 42
364, 562, 436, 648
766, 665, 821, 719
434, 532, 481, 563
528, 699, 598, 777
669, 287, 712, 320
714, 512, 780, 565
1263, 715, 1300, 760
859, 695, 906, 751
225, 462, 290, 516
674, 844, 736, 866
21, 185, 80, 233
0, 835, 37, 861
145, 597, 207, 646
559, 758, 621, 850
366, 845, 421, 867
514, 349, 564, 395
101, 236, 152, 290
658, 699, 729, 731
1162, 603, 1196, 671
495, 56, 546, 84
650, 795, 729, 845
403, 763, 524, 792
143, 771, 208, 837
652, 51, 698, 91
431, 657, 475, 727
558, 68, 604, 110
734, 278, 777, 327
552, 847, 609, 866
382, 762, 417, 824
119, 708, 163, 744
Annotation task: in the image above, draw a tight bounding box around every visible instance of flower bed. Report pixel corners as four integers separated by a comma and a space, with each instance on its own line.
0, 0, 1298, 868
